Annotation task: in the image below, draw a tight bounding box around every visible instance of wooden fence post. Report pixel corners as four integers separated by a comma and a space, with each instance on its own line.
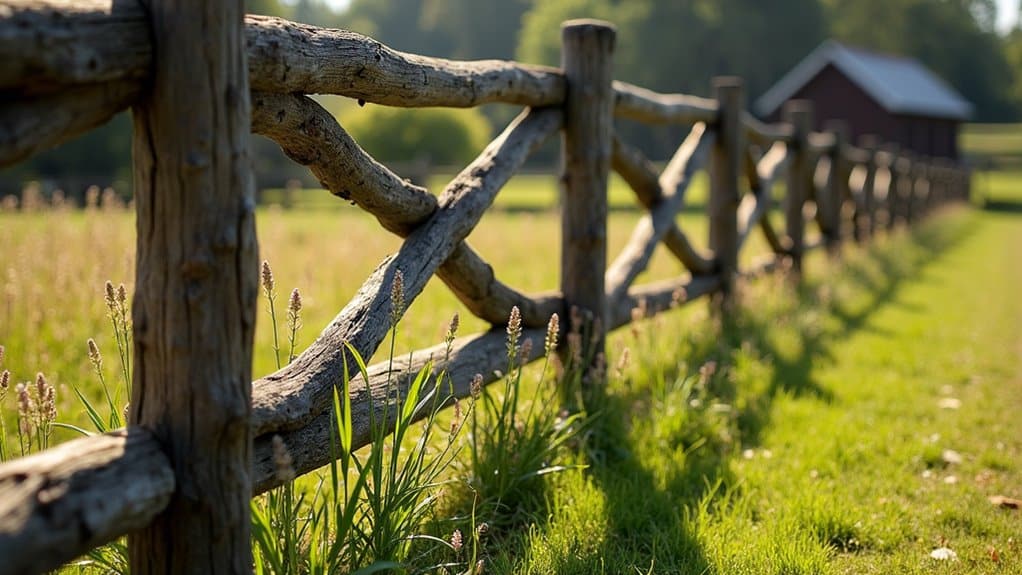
822, 119, 849, 253
128, 1, 257, 572
857, 135, 880, 240
783, 100, 812, 275
891, 151, 912, 228
880, 144, 900, 232
560, 19, 615, 381
709, 77, 744, 305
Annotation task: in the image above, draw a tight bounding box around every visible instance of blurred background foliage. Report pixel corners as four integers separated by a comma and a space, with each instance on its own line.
3, 0, 1021, 196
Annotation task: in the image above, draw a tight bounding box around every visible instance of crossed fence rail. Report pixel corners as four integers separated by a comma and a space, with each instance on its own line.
0, 2, 970, 573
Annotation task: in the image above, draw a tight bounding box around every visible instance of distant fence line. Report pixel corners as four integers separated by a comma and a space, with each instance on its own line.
0, 3, 970, 574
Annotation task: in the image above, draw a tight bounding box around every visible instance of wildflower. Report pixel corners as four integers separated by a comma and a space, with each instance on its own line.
671, 287, 687, 308
117, 284, 127, 305
104, 281, 117, 310
260, 261, 274, 295
0, 370, 9, 393
87, 338, 102, 368
544, 313, 559, 356
474, 559, 485, 574
271, 435, 296, 482
615, 347, 631, 377
506, 306, 522, 357
450, 529, 463, 553
699, 361, 717, 386
446, 312, 460, 343
36, 373, 55, 423
476, 522, 489, 538
567, 333, 583, 367
519, 338, 533, 365
390, 269, 405, 325
288, 288, 302, 316
16, 383, 33, 436
470, 373, 483, 400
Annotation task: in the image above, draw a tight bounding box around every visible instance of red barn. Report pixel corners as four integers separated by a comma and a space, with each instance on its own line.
755, 41, 972, 160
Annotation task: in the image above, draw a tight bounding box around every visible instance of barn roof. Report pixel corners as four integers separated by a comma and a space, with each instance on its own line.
755, 40, 973, 120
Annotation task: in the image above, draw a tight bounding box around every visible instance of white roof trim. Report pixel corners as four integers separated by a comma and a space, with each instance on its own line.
755, 40, 973, 120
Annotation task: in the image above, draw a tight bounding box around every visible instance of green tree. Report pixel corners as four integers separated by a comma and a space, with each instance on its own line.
823, 0, 1016, 121
341, 106, 492, 165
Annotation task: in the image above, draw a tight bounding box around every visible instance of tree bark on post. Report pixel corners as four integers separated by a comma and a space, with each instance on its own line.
560, 19, 615, 387
783, 100, 812, 275
822, 119, 848, 254
857, 135, 880, 241
709, 77, 743, 307
128, 1, 257, 572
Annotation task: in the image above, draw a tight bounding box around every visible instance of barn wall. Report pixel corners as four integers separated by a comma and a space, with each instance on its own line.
763, 64, 960, 160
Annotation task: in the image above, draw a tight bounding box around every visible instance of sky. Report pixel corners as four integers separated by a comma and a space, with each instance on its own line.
997, 0, 1020, 32
318, 0, 1020, 33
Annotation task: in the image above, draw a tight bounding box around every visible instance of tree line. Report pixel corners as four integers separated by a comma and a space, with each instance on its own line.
3, 0, 1019, 194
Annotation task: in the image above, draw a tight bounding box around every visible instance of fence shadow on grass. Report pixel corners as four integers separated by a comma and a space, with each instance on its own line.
525, 209, 981, 572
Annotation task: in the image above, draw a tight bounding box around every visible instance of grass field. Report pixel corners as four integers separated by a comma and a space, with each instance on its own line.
0, 166, 1019, 572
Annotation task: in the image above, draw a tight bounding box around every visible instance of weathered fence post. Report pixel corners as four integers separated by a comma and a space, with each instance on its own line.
880, 144, 900, 231
560, 19, 615, 381
857, 135, 880, 240
783, 100, 812, 275
128, 1, 257, 572
709, 77, 744, 306
822, 119, 849, 254
891, 150, 913, 229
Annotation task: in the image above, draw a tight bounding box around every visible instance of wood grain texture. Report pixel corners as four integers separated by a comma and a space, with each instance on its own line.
246, 15, 564, 107
614, 81, 717, 125
127, 0, 257, 571
738, 142, 789, 254
610, 135, 715, 276
560, 20, 615, 362
253, 270, 719, 495
250, 107, 560, 437
606, 123, 712, 304
708, 78, 744, 298
252, 324, 549, 494
251, 91, 560, 328
0, 80, 140, 168
0, 0, 150, 96
742, 111, 792, 145
0, 429, 174, 575
783, 101, 813, 274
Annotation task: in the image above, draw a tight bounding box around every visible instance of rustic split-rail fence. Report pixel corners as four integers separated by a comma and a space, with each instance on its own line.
0, 1, 971, 573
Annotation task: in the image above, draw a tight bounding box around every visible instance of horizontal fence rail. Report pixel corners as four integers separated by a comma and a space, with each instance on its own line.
0, 3, 973, 573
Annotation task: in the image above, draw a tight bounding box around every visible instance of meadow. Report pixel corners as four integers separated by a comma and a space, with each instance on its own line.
1, 160, 1020, 573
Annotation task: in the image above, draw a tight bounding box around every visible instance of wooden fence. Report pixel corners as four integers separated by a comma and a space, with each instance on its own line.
0, 2, 971, 573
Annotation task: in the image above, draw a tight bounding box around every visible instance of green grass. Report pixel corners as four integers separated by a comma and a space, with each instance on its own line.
468, 201, 1021, 574
1, 170, 1020, 573
962, 123, 1022, 157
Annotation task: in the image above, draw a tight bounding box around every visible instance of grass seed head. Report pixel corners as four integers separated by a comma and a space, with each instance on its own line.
450, 529, 463, 552
116, 283, 127, 305
519, 337, 533, 365
470, 373, 483, 399
104, 281, 116, 310
506, 306, 522, 356
446, 312, 460, 343
544, 313, 559, 356
260, 261, 274, 295
87, 338, 102, 368
0, 370, 9, 393
288, 288, 302, 315
390, 269, 405, 325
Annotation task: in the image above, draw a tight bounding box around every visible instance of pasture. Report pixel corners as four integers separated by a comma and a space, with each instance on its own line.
0, 167, 1019, 573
